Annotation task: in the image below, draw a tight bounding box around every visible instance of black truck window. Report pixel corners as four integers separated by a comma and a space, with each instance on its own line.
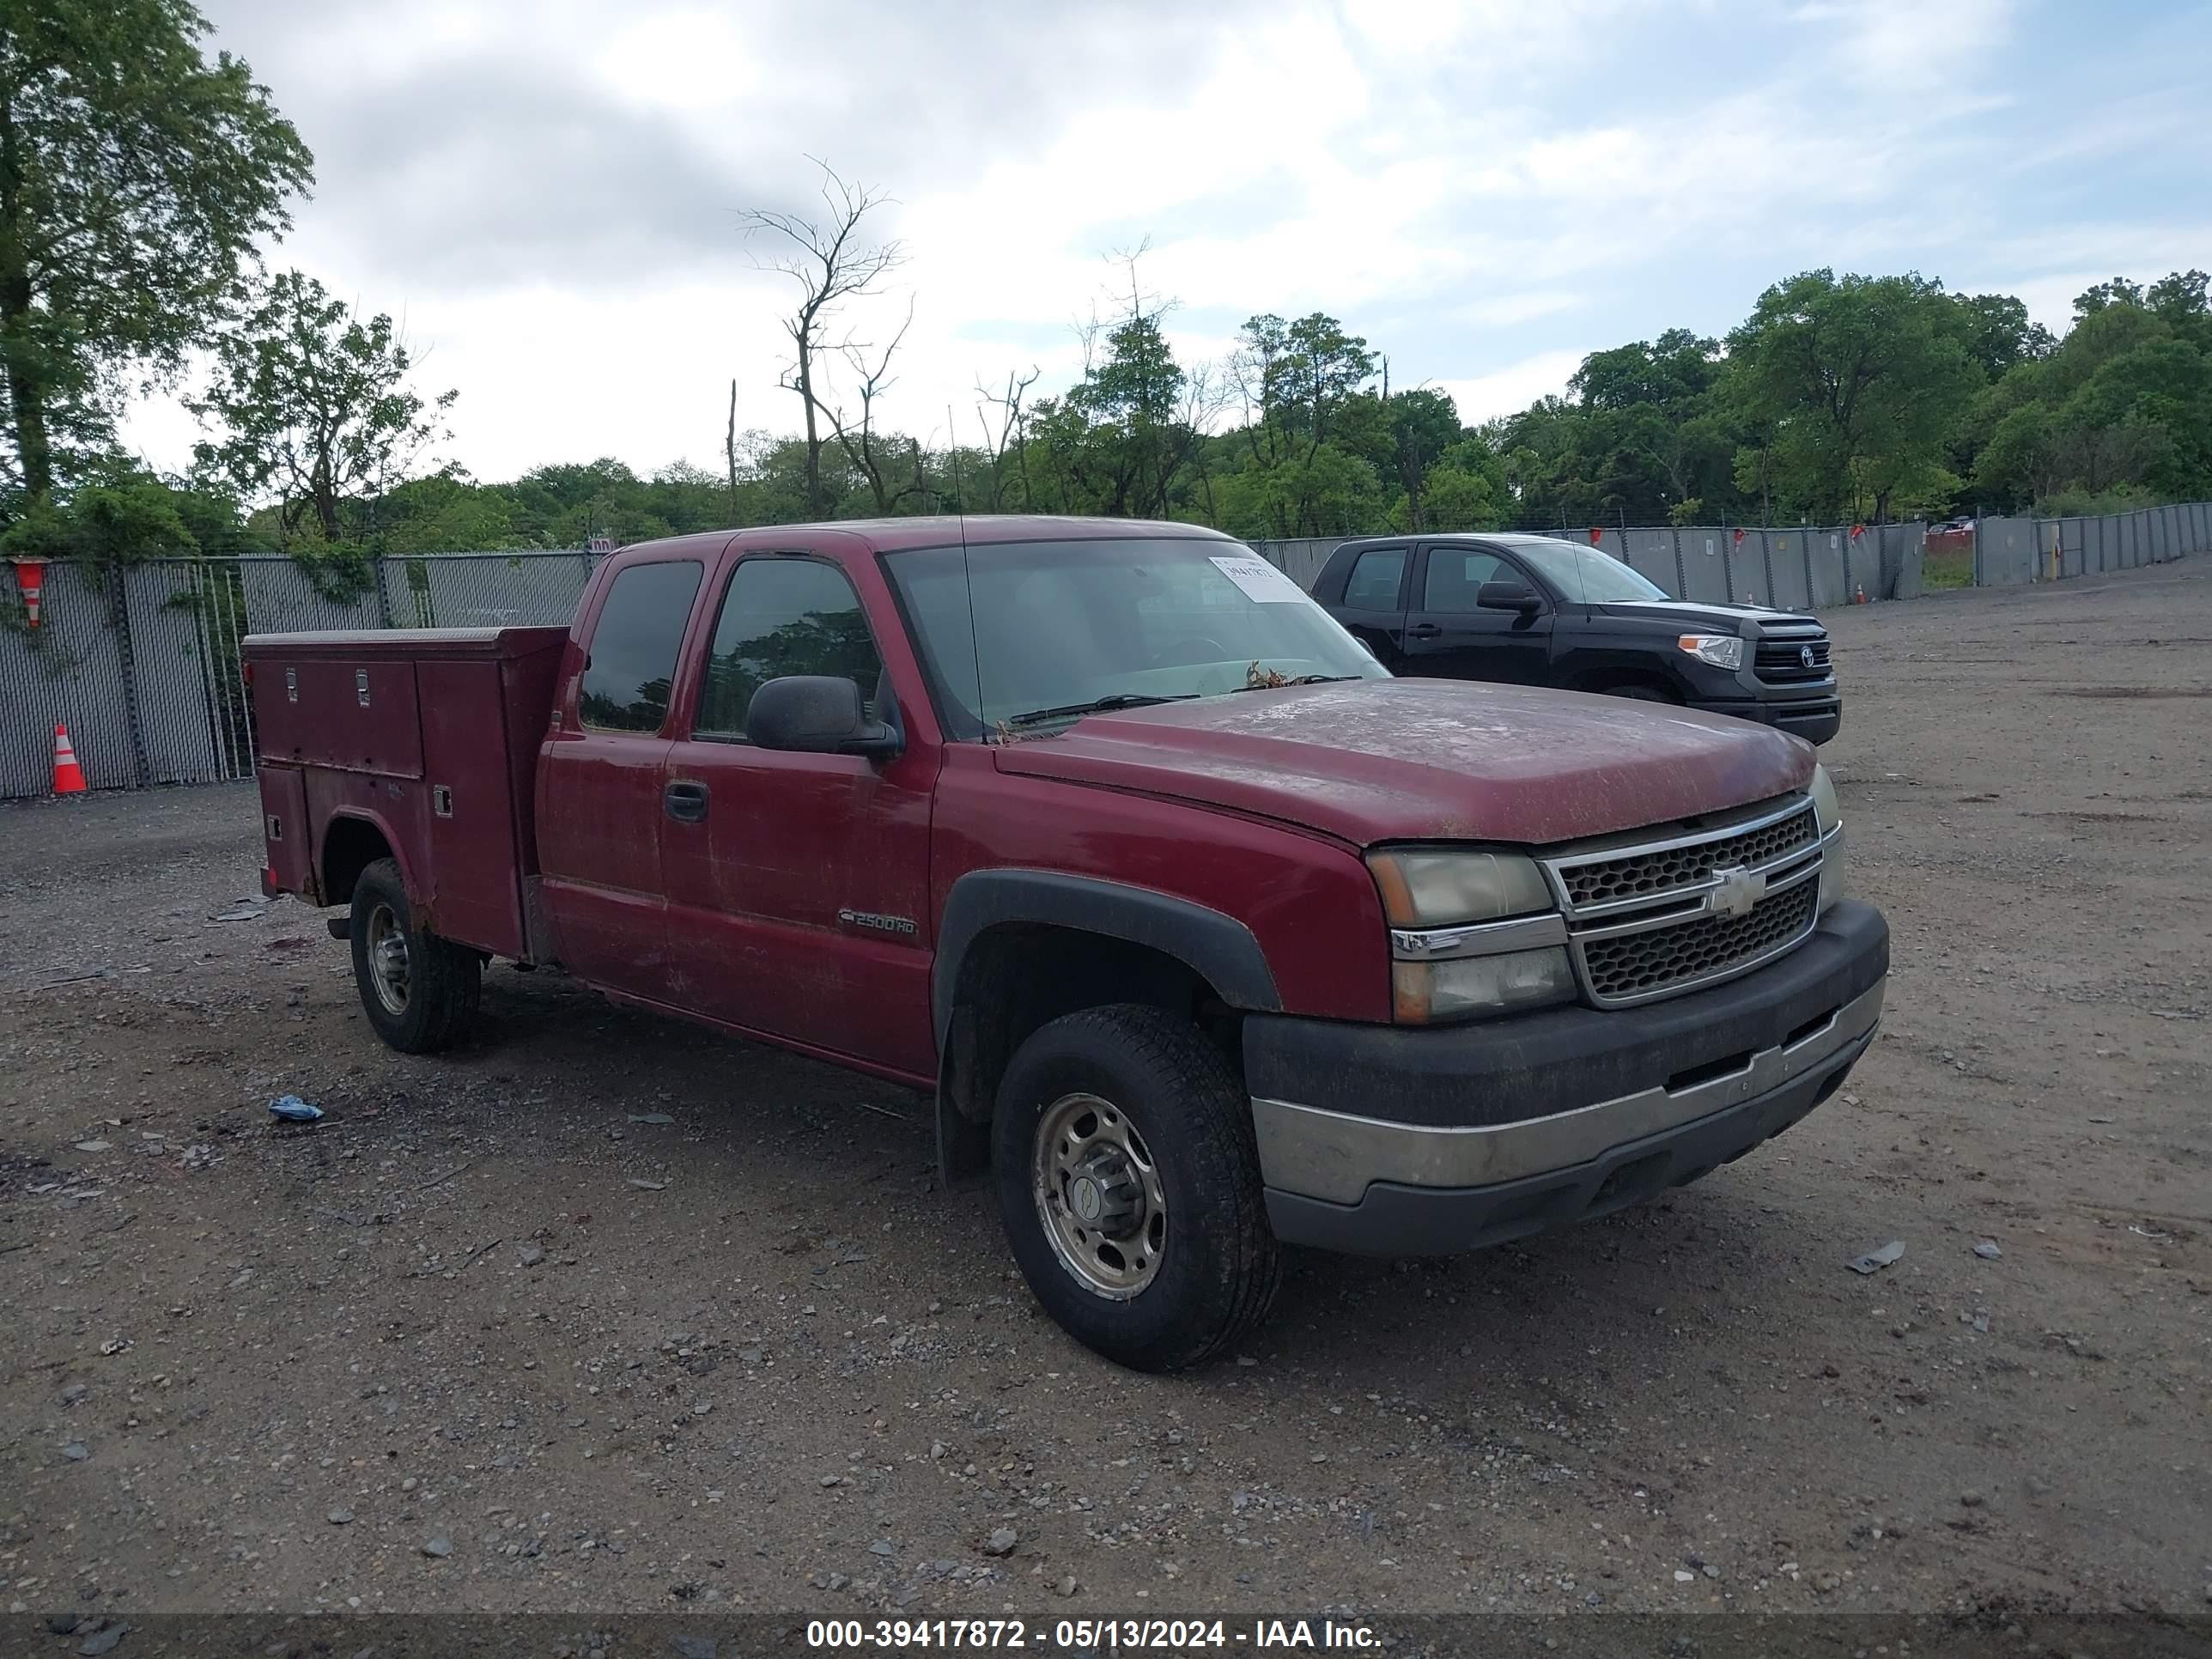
1421, 550, 1508, 613
578, 560, 704, 733
1346, 547, 1407, 608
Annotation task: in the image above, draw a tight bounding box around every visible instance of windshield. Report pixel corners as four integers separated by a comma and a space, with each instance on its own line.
1509, 538, 1670, 605
884, 538, 1389, 738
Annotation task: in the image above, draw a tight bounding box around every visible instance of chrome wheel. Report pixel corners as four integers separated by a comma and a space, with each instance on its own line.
1032, 1091, 1167, 1299
364, 902, 411, 1016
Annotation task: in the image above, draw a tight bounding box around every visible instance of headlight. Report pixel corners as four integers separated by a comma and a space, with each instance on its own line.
1393, 947, 1576, 1024
1810, 765, 1844, 912
1809, 763, 1841, 832
1677, 634, 1744, 671
1367, 848, 1552, 927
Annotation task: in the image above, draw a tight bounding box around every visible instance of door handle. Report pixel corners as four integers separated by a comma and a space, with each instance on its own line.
664, 781, 708, 823
1407, 623, 1442, 639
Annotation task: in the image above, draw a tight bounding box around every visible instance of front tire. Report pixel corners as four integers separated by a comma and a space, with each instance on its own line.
1601, 681, 1680, 703
992, 1004, 1280, 1372
349, 857, 481, 1054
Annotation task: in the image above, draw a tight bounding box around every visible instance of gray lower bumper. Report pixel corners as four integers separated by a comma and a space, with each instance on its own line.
1255, 979, 1881, 1257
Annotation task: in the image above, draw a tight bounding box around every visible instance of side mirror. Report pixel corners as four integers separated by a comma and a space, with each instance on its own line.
1476, 580, 1541, 613
745, 675, 902, 759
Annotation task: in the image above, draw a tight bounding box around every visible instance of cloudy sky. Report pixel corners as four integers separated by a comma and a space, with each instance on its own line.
124, 0, 2212, 484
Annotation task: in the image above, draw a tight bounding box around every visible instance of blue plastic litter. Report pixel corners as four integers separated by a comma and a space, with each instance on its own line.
269, 1095, 325, 1123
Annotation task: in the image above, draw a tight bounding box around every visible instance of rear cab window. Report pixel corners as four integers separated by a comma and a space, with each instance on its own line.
1345, 547, 1408, 609
579, 560, 703, 732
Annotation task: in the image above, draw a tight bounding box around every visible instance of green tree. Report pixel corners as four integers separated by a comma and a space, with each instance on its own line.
0, 0, 310, 510
1726, 270, 1979, 521
188, 270, 456, 548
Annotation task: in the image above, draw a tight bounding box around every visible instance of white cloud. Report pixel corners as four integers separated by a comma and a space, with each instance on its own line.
1432, 350, 1583, 426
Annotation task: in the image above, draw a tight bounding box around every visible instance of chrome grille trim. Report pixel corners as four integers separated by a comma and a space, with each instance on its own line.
1539, 796, 1831, 1007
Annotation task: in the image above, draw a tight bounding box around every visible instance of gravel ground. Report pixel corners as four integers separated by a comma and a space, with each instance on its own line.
2, 560, 2208, 1641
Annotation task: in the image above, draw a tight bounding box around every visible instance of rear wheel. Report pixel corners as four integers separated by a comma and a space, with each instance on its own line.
349, 857, 480, 1054
992, 1004, 1279, 1372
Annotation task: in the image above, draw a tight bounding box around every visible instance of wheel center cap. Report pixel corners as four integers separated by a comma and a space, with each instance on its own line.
1071, 1177, 1103, 1222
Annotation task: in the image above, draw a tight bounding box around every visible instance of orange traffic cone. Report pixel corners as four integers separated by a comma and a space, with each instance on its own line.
52, 724, 88, 795
1854, 583, 1867, 605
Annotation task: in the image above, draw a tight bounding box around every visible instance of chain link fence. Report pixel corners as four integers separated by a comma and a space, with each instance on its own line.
3, 508, 2207, 799
2, 552, 603, 801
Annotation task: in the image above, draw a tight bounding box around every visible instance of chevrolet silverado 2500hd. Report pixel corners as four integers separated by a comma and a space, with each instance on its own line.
244, 516, 1887, 1371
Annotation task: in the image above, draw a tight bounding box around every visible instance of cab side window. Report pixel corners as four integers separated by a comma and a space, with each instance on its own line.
696, 557, 885, 739
1346, 547, 1407, 608
578, 560, 703, 732
1422, 550, 1509, 613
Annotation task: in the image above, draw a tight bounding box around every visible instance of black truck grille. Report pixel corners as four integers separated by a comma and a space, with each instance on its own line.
1579, 880, 1820, 1003
1754, 624, 1832, 684
1555, 806, 1820, 909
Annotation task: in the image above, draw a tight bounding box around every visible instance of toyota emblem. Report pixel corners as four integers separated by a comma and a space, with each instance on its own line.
1800, 643, 1816, 669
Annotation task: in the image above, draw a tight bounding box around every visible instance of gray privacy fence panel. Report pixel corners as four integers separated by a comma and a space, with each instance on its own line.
121, 562, 227, 787
390, 551, 599, 628
240, 558, 383, 633
1977, 518, 2038, 586
1729, 531, 1773, 607
1248, 538, 1338, 590
0, 563, 137, 797
1620, 528, 1680, 595
1807, 534, 1850, 608
2060, 518, 2086, 580
1771, 532, 1814, 610
1679, 530, 1734, 604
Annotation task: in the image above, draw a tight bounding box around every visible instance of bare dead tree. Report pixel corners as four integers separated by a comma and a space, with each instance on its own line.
739, 159, 907, 518
824, 297, 918, 516
975, 366, 1040, 512
725, 379, 739, 524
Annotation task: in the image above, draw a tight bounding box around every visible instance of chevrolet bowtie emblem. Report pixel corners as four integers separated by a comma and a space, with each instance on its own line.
1709, 864, 1767, 918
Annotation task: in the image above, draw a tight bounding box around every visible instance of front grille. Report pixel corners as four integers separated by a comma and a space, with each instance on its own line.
1579, 879, 1819, 1003
1557, 805, 1819, 908
1754, 629, 1832, 684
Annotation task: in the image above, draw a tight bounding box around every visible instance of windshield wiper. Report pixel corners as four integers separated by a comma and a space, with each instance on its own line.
1005, 692, 1199, 728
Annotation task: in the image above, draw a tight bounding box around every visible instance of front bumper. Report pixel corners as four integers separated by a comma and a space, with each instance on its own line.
1244, 900, 1887, 1256
1692, 691, 1842, 745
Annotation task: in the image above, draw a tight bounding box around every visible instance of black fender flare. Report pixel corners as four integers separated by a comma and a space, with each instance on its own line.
930, 871, 1281, 1182
932, 870, 1281, 1046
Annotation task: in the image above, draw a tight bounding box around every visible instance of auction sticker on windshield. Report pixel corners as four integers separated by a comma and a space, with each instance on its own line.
1209, 555, 1309, 603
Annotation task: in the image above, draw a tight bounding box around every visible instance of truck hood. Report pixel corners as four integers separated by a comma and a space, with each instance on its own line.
1583, 599, 1798, 634
991, 678, 1814, 847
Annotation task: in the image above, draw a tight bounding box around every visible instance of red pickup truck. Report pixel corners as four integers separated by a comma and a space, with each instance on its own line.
244, 517, 1887, 1371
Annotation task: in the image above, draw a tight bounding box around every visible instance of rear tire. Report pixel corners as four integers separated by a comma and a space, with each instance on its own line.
992, 1004, 1280, 1372
349, 857, 481, 1054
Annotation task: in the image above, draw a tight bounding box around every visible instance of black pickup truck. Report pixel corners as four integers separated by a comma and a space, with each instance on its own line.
1314, 532, 1841, 744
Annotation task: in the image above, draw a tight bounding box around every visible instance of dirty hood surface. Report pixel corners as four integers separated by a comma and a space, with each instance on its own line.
992, 678, 1814, 847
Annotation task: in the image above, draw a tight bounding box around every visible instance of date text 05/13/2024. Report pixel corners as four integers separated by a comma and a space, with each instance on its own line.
805, 1619, 1379, 1650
